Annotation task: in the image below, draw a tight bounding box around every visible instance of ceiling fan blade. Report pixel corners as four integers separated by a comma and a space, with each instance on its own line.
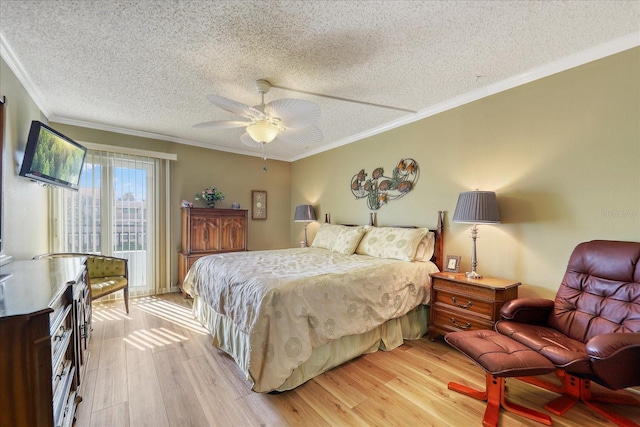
265, 99, 320, 128
240, 132, 265, 147
276, 125, 323, 145
206, 94, 264, 119
193, 119, 251, 129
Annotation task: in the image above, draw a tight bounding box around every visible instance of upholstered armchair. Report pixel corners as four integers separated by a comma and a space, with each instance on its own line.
495, 240, 640, 426
35, 253, 129, 313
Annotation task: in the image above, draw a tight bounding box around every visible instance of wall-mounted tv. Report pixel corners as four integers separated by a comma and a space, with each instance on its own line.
19, 121, 86, 191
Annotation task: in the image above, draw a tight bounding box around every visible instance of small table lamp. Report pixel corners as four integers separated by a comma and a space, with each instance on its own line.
294, 204, 316, 247
453, 190, 500, 279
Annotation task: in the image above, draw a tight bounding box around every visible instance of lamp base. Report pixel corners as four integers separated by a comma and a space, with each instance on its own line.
465, 271, 483, 279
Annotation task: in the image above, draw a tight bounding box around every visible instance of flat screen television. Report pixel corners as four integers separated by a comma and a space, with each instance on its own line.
19, 121, 86, 191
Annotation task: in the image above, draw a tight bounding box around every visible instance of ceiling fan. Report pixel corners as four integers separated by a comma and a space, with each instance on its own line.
194, 79, 323, 148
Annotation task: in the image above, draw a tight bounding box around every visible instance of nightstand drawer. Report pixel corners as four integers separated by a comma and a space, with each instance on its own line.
433, 289, 493, 319
433, 277, 499, 300
432, 307, 494, 333
428, 272, 521, 340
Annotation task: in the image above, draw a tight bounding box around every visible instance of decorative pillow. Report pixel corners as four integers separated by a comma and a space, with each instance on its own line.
356, 226, 428, 261
414, 231, 436, 262
311, 223, 346, 249
331, 226, 366, 255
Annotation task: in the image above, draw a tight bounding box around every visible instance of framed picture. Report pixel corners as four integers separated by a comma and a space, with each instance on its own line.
251, 190, 267, 220
444, 255, 461, 273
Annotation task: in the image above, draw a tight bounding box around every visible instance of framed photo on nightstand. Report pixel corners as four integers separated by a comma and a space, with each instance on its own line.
445, 255, 461, 273
251, 190, 267, 220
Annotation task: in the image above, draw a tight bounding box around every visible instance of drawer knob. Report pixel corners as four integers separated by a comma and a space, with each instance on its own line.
450, 317, 471, 330
451, 296, 472, 309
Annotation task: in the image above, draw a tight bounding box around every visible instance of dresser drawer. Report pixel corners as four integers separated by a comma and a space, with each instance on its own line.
52, 363, 75, 427
51, 307, 73, 371
433, 289, 493, 319
432, 306, 494, 333
49, 296, 71, 335
60, 390, 78, 427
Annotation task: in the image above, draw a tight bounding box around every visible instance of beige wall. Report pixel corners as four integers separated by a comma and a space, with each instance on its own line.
291, 47, 640, 299
0, 58, 50, 259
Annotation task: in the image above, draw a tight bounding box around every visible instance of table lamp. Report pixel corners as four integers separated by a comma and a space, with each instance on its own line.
452, 190, 500, 279
294, 204, 316, 247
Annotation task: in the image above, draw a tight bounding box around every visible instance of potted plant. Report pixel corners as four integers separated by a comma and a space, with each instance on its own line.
196, 186, 225, 208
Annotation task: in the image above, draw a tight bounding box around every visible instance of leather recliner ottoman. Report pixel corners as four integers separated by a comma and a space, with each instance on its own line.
445, 329, 556, 427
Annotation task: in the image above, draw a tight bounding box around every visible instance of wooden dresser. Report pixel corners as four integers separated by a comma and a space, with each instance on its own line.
0, 257, 91, 427
428, 272, 521, 340
178, 207, 248, 293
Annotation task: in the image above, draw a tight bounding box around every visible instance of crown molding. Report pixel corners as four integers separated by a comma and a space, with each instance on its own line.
290, 32, 640, 161
0, 33, 51, 117
49, 115, 290, 162
3, 30, 638, 163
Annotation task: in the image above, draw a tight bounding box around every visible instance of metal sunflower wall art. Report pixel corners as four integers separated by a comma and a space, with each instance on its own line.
350, 158, 419, 210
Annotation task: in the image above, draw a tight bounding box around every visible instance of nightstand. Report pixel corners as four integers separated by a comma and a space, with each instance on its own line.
428, 272, 521, 340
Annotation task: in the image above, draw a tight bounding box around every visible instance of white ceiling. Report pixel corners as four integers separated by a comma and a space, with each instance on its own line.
1, 1, 638, 161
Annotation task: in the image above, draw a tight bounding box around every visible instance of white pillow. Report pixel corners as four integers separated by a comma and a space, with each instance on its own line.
356, 226, 428, 261
331, 226, 366, 255
311, 223, 347, 250
414, 231, 436, 262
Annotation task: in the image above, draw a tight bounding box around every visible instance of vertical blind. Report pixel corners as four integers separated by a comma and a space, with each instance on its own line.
52, 147, 173, 297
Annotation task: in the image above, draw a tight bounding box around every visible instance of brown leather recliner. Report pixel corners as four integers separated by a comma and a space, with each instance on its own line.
496, 240, 640, 426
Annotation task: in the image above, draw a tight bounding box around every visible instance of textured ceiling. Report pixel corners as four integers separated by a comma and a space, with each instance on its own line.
1, 1, 638, 161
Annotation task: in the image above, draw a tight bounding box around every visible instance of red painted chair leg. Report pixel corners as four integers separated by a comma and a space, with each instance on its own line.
448, 380, 487, 401
449, 375, 553, 427
583, 400, 640, 427
580, 380, 640, 427
591, 392, 640, 406
501, 390, 553, 425
518, 373, 565, 394
544, 394, 579, 416
496, 377, 552, 426
519, 372, 640, 426
483, 376, 501, 427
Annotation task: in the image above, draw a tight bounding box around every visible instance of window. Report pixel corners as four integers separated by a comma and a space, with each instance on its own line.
52, 146, 175, 297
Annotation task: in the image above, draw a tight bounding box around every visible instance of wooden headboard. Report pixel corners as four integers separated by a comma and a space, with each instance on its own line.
337, 210, 445, 270
431, 211, 444, 271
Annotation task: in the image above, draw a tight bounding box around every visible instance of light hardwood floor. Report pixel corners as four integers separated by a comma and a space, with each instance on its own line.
75, 294, 640, 426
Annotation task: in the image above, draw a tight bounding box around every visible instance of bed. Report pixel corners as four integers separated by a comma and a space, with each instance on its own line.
182, 212, 444, 392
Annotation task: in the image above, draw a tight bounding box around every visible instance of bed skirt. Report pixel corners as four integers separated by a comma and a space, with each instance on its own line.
192, 296, 429, 392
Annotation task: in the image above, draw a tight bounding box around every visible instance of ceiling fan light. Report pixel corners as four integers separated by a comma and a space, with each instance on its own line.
247, 121, 279, 144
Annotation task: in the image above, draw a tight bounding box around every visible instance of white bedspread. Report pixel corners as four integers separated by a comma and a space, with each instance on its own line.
183, 247, 438, 391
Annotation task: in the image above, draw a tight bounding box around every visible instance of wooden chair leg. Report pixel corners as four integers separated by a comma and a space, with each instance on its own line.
449, 374, 552, 427
124, 286, 129, 313
579, 379, 640, 427
519, 371, 640, 427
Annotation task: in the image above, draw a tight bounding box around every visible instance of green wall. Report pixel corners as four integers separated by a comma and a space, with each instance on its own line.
291, 47, 640, 299
3, 48, 639, 297
0, 57, 50, 259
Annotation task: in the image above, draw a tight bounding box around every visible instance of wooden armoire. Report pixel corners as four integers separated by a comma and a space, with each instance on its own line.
178, 207, 248, 294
